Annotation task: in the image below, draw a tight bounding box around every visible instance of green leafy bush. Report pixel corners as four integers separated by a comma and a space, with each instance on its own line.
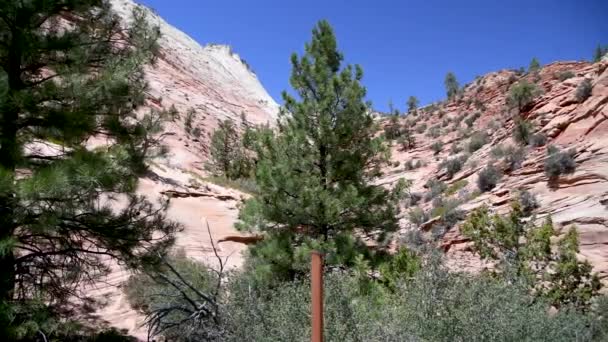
507, 80, 542, 113
530, 132, 548, 147
502, 145, 527, 172
513, 118, 534, 145
441, 155, 467, 178
423, 178, 447, 201
556, 70, 575, 81
430, 141, 443, 155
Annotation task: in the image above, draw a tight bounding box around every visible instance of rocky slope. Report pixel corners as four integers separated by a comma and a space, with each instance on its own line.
380, 60, 608, 279
83, 0, 278, 337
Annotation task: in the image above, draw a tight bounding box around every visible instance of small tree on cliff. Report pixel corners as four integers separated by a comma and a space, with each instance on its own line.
507, 80, 541, 114
407, 95, 419, 115
445, 72, 460, 101
0, 1, 179, 338
237, 20, 403, 284
208, 119, 253, 179
528, 57, 541, 74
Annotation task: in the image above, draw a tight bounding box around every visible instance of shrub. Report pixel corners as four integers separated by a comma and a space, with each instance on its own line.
477, 164, 501, 192
441, 156, 466, 178
502, 145, 526, 172
528, 57, 541, 74
384, 115, 402, 140
507, 80, 541, 113
517, 188, 539, 216
450, 142, 462, 154
467, 131, 488, 153
415, 123, 427, 134
490, 144, 505, 158
530, 132, 548, 147
424, 178, 447, 202
556, 70, 575, 81
575, 79, 593, 103
464, 112, 481, 128
427, 125, 441, 138
430, 197, 465, 229
445, 179, 468, 196
409, 206, 429, 226
513, 118, 534, 145
544, 146, 577, 179
430, 141, 443, 155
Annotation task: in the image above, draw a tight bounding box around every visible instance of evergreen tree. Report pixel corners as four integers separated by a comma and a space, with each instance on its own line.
0, 1, 179, 337
207, 119, 252, 179
507, 80, 541, 114
592, 44, 608, 62
237, 21, 403, 283
528, 57, 541, 74
407, 96, 419, 115
444, 72, 459, 101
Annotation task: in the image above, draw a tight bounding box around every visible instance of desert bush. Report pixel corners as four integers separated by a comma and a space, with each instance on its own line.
544, 146, 577, 179
450, 142, 462, 154
409, 206, 430, 226
502, 145, 526, 172
445, 179, 468, 196
491, 144, 505, 158
465, 112, 482, 128
430, 197, 465, 228
441, 155, 467, 178
424, 178, 447, 202
415, 123, 427, 134
530, 132, 548, 147
430, 141, 443, 155
575, 79, 593, 103
556, 70, 575, 81
513, 118, 534, 145
477, 164, 501, 192
427, 125, 441, 138
467, 131, 489, 153
517, 188, 539, 216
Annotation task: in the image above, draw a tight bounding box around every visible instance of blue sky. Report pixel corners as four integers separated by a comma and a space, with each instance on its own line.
137, 0, 607, 112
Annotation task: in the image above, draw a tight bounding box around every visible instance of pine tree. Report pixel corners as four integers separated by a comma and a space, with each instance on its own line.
407, 96, 419, 115
237, 21, 403, 283
592, 44, 608, 62
207, 119, 251, 179
444, 72, 459, 101
0, 1, 179, 337
528, 57, 541, 74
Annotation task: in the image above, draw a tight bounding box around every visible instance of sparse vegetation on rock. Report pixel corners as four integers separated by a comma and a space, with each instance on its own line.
445, 72, 460, 101
507, 80, 542, 113
477, 164, 502, 192
467, 131, 489, 153
575, 79, 593, 103
544, 145, 577, 180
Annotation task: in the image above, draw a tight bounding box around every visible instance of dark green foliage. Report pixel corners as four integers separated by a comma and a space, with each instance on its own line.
477, 164, 501, 192
529, 57, 541, 74
378, 248, 421, 291
444, 72, 460, 100
383, 115, 402, 140
207, 119, 253, 179
507, 80, 542, 113
513, 118, 534, 145
236, 21, 403, 284
575, 79, 593, 103
397, 125, 416, 150
467, 131, 489, 153
462, 204, 601, 310
530, 132, 548, 147
592, 44, 608, 62
406, 95, 419, 115
0, 1, 179, 338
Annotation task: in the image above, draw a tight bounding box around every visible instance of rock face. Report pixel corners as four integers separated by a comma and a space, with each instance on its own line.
381, 61, 608, 283
83, 0, 278, 338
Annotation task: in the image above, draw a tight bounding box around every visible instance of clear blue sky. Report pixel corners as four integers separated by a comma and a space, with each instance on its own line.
137, 0, 607, 112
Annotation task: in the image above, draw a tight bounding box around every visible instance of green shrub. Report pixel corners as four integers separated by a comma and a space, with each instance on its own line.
464, 112, 482, 128
430, 141, 443, 155
445, 179, 468, 196
544, 146, 577, 180
517, 188, 539, 216
427, 125, 441, 138
513, 118, 534, 145
467, 131, 489, 152
575, 79, 593, 103
408, 206, 429, 226
491, 144, 505, 158
507, 80, 542, 113
441, 155, 467, 178
450, 142, 462, 154
477, 164, 501, 192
